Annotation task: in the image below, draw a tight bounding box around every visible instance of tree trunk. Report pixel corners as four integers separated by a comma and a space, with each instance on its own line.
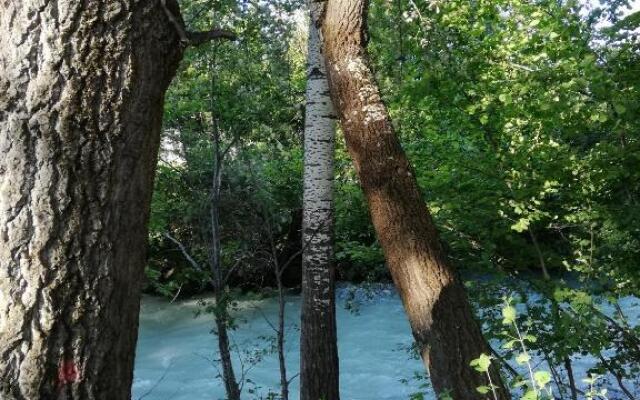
209, 104, 241, 400
320, 1, 509, 398
214, 314, 241, 400
277, 278, 289, 400
300, 8, 340, 400
0, 1, 183, 399
209, 187, 241, 400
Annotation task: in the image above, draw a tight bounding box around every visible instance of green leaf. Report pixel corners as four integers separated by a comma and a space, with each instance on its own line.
476, 386, 491, 394
513, 378, 528, 388
516, 352, 531, 365
534, 371, 552, 388
499, 93, 513, 104
470, 353, 492, 373
522, 389, 538, 400
511, 218, 529, 233
613, 103, 626, 114
502, 304, 517, 325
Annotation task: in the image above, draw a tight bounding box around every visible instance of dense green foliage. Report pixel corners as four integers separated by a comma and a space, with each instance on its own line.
146, 0, 639, 397
147, 0, 306, 296
367, 0, 639, 290
364, 1, 640, 396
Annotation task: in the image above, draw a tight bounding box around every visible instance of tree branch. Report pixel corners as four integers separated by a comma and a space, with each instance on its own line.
164, 232, 203, 272
187, 29, 237, 46
160, 0, 236, 47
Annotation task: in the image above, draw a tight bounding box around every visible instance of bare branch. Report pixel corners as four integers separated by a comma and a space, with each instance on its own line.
160, 0, 236, 48
170, 284, 184, 303
137, 362, 174, 400
223, 255, 246, 285
221, 132, 240, 161
286, 373, 300, 385
188, 29, 237, 46
160, 0, 190, 44
164, 232, 203, 272
255, 306, 278, 334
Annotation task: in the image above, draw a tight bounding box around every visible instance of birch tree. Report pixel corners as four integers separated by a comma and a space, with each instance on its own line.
318, 0, 510, 398
299, 4, 340, 400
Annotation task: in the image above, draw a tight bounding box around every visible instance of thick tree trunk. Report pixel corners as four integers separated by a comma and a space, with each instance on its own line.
320, 1, 509, 398
300, 8, 340, 400
0, 1, 183, 399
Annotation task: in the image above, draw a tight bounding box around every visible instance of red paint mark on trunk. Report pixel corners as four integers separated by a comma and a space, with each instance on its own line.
57, 360, 80, 386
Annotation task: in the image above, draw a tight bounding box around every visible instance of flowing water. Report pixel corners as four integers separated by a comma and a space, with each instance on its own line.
132, 285, 639, 400
133, 286, 423, 400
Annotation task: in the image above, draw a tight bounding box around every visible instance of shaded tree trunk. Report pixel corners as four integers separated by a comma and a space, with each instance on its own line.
206, 50, 241, 398
300, 7, 340, 400
319, 0, 509, 398
208, 135, 241, 400
0, 1, 184, 399
214, 314, 240, 400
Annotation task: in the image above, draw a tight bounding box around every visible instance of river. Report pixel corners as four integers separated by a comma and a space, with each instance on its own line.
132, 285, 639, 400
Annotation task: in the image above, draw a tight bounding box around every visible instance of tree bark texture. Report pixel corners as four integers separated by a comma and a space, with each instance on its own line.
300, 6, 340, 400
0, 1, 183, 398
320, 1, 509, 398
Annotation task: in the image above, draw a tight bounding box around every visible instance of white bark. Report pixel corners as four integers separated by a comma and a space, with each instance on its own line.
299, 7, 340, 400
302, 13, 336, 288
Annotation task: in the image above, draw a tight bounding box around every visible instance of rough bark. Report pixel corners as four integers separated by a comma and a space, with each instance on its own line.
0, 1, 184, 399
320, 1, 510, 398
300, 6, 340, 400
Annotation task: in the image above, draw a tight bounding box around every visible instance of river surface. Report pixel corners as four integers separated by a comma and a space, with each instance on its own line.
133, 286, 424, 400
132, 285, 639, 400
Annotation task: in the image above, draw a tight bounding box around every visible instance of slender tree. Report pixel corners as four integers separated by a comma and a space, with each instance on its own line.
207, 80, 242, 400
318, 0, 509, 398
0, 1, 231, 398
299, 4, 340, 400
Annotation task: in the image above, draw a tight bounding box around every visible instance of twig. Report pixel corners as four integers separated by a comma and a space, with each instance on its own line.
164, 232, 203, 272
170, 284, 184, 303
597, 353, 636, 400
137, 362, 174, 400
160, 0, 236, 47
286, 373, 300, 385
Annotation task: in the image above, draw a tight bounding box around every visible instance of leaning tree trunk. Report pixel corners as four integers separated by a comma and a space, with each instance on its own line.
300, 7, 340, 400
320, 1, 509, 398
0, 1, 183, 399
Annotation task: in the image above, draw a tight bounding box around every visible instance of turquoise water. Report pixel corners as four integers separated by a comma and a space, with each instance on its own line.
133, 290, 423, 400
133, 287, 640, 400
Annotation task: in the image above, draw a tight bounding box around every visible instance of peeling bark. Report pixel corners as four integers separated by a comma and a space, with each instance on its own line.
319, 0, 510, 398
300, 5, 340, 400
0, 1, 184, 398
